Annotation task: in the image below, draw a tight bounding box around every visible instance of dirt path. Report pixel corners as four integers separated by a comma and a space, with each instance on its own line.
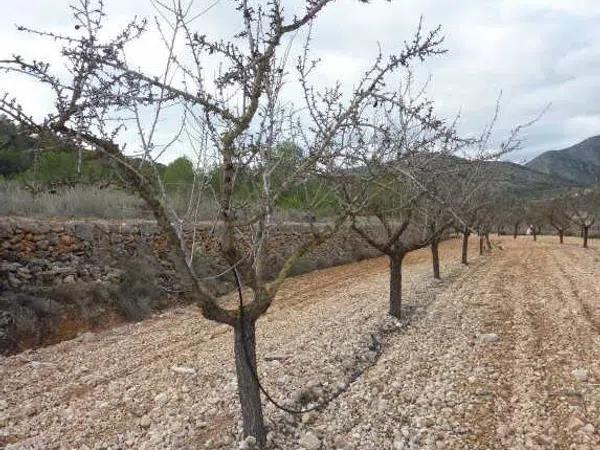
2, 236, 600, 449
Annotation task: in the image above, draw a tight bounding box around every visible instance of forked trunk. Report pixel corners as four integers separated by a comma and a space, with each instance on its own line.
389, 253, 404, 319
462, 231, 470, 265
431, 241, 440, 280
234, 319, 266, 447
583, 226, 589, 249
559, 229, 564, 244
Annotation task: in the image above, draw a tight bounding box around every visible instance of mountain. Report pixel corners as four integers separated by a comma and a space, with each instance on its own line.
526, 135, 600, 185
400, 153, 576, 200
482, 160, 578, 197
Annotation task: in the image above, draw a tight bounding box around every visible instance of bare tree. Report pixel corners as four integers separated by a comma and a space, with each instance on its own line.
524, 202, 545, 241
567, 188, 598, 249
543, 196, 571, 244
0, 0, 445, 444
333, 78, 461, 318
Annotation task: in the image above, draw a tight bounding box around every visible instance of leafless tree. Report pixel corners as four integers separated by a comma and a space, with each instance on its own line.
543, 196, 571, 244
0, 0, 445, 444
566, 188, 598, 249
329, 76, 463, 318
524, 202, 545, 241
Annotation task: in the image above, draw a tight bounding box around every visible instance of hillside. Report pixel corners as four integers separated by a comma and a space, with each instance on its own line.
526, 135, 600, 185
483, 159, 578, 197
413, 153, 577, 198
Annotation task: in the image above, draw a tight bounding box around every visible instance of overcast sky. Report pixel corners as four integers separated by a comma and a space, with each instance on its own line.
2, 0, 600, 163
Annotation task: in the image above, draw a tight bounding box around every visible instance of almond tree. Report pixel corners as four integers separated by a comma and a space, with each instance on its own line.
0, 0, 444, 444
525, 202, 545, 241
567, 189, 598, 248
544, 196, 571, 244
334, 80, 460, 318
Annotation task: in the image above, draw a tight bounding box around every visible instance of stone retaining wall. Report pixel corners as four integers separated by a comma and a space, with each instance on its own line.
0, 217, 380, 354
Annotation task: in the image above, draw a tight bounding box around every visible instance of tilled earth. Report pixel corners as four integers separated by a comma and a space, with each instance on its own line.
1, 236, 600, 449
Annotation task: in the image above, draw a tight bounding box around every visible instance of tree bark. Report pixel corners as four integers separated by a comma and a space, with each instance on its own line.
583, 226, 589, 249
234, 319, 266, 447
462, 230, 470, 265
389, 253, 404, 319
431, 241, 440, 280
513, 222, 519, 239
479, 235, 484, 255
559, 229, 564, 244
532, 228, 537, 241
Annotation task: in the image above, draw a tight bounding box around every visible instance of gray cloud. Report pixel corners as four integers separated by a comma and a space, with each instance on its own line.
2, 0, 600, 162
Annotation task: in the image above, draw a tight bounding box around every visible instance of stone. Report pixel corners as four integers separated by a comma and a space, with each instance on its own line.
60, 235, 74, 246
79, 332, 96, 343
171, 366, 197, 375
239, 436, 256, 449
299, 431, 321, 450
8, 275, 21, 288
154, 393, 168, 406
393, 437, 406, 450
572, 368, 588, 382
302, 411, 317, 425
479, 333, 500, 343
36, 240, 50, 251
140, 415, 152, 429
62, 407, 75, 420
567, 416, 585, 432
365, 350, 378, 363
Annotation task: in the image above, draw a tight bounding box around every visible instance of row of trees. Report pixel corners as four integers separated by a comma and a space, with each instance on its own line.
501, 188, 599, 248
0, 0, 527, 446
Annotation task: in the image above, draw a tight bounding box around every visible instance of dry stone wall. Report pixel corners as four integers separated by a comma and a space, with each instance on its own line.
0, 217, 380, 354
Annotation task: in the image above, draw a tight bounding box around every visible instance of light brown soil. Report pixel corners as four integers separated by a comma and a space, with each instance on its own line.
1, 236, 600, 449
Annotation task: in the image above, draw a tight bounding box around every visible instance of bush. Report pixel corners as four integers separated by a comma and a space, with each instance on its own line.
0, 179, 149, 218
113, 257, 164, 322
0, 292, 64, 354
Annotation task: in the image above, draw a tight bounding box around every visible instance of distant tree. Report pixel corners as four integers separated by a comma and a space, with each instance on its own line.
163, 156, 195, 195
566, 188, 599, 248
524, 202, 545, 241
543, 196, 571, 244
0, 116, 35, 177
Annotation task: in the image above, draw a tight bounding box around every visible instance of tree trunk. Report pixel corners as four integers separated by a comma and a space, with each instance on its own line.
513, 223, 519, 239
559, 229, 564, 244
234, 319, 266, 447
479, 235, 484, 255
389, 253, 404, 319
461, 231, 470, 265
532, 228, 537, 241
431, 241, 440, 280
485, 233, 492, 251
583, 226, 589, 249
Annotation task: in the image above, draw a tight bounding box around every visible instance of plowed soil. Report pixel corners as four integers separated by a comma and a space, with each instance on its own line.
1, 236, 600, 449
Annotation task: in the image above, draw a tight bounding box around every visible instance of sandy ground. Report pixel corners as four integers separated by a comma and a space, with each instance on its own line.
1, 235, 600, 449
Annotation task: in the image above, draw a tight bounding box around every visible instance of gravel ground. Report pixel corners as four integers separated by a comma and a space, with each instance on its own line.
1, 236, 600, 449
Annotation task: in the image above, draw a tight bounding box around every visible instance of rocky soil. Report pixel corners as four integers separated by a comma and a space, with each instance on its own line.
1, 236, 600, 449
